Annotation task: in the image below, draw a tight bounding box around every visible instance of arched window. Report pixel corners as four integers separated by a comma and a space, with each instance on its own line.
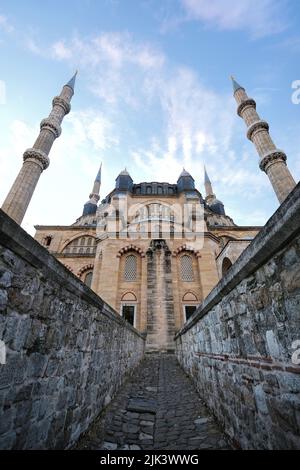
222, 257, 233, 276
121, 292, 137, 301
84, 271, 93, 287
182, 292, 198, 321
182, 292, 198, 302
180, 255, 194, 282
124, 255, 137, 281
62, 236, 97, 255
120, 292, 137, 326
43, 236, 52, 247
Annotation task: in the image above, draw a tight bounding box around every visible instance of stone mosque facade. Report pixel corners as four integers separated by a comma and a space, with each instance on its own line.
34, 167, 260, 351
2, 73, 297, 352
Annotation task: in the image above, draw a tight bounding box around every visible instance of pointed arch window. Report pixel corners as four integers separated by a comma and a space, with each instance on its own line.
124, 254, 137, 281
84, 271, 93, 287
180, 255, 194, 282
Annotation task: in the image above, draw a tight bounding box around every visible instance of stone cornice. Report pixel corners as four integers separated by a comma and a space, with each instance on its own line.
210, 226, 263, 231
34, 225, 97, 230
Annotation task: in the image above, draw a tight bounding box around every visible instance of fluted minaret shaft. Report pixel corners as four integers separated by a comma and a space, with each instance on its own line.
1, 72, 77, 224
232, 77, 296, 203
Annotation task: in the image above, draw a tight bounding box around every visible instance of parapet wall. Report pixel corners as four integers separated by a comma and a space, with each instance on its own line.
0, 210, 145, 449
175, 183, 300, 449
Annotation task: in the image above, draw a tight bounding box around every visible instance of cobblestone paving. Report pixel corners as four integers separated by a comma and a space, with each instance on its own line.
75, 353, 232, 450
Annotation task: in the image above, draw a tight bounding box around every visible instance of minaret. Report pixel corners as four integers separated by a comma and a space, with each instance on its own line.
204, 165, 225, 216
204, 165, 214, 204
231, 76, 296, 203
1, 71, 77, 224
82, 163, 102, 216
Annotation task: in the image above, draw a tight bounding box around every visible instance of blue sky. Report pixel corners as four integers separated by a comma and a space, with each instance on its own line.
0, 0, 299, 234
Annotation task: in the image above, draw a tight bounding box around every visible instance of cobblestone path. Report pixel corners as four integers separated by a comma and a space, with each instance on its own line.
75, 353, 232, 450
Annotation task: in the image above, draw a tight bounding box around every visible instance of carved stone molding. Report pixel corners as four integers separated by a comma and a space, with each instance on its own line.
247, 120, 269, 141
52, 96, 71, 115
259, 150, 287, 172
172, 244, 201, 258
117, 244, 145, 258
40, 118, 62, 138
77, 263, 94, 278
23, 148, 50, 170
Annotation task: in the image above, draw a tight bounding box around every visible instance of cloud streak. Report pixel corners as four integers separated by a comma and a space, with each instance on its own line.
181, 0, 288, 38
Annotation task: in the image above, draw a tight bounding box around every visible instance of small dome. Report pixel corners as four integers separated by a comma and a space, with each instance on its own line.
118, 168, 131, 177
178, 168, 192, 178
209, 199, 225, 216
83, 200, 97, 216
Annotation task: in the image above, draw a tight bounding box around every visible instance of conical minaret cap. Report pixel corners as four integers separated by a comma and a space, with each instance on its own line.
90, 162, 102, 196
65, 70, 78, 91
95, 162, 102, 184
230, 75, 244, 94
204, 165, 211, 184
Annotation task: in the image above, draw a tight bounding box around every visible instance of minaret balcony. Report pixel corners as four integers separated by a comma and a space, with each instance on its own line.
247, 120, 269, 141
52, 96, 71, 115
40, 118, 62, 138
259, 150, 287, 172
23, 148, 50, 170
237, 98, 256, 117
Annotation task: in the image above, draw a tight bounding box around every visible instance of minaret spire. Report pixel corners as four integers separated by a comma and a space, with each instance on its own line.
1, 72, 77, 224
203, 165, 225, 216
65, 70, 78, 91
204, 165, 214, 198
230, 75, 245, 94
231, 76, 296, 203
90, 162, 102, 201
82, 163, 102, 216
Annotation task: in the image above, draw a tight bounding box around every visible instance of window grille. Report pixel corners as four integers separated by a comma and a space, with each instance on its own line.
124, 255, 137, 281
180, 255, 194, 281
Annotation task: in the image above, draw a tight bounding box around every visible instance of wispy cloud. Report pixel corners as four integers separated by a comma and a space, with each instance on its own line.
18, 29, 276, 226
181, 0, 288, 38
0, 14, 14, 34
51, 40, 73, 60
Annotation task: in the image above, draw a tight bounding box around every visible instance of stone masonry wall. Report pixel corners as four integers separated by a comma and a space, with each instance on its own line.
175, 183, 300, 449
0, 210, 145, 449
